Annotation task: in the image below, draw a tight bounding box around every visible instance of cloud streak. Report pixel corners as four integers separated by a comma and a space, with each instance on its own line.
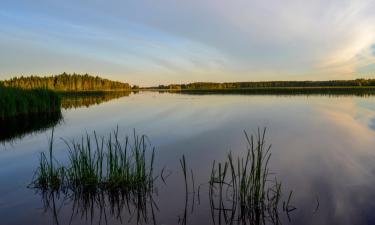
0, 0, 375, 84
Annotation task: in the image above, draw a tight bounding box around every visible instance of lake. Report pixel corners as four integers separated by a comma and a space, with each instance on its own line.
1, 91, 375, 225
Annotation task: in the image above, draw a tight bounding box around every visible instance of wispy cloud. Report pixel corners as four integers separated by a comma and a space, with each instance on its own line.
0, 0, 375, 84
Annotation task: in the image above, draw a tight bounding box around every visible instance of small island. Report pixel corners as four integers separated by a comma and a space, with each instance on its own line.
0, 73, 131, 120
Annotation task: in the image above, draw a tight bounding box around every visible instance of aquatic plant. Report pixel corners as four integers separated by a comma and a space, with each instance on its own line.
208, 128, 295, 225
32, 128, 158, 225
30, 128, 155, 195
31, 130, 65, 191
31, 127, 296, 225
0, 86, 61, 120
64, 132, 104, 191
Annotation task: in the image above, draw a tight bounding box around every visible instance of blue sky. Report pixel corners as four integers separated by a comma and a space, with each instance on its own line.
1, 0, 375, 85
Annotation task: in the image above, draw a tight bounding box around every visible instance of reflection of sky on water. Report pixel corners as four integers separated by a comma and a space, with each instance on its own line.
2, 92, 375, 224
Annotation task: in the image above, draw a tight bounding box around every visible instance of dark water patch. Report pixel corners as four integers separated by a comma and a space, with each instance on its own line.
0, 111, 62, 143
35, 182, 158, 225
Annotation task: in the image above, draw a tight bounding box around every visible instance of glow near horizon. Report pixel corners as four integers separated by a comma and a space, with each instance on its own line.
0, 0, 375, 86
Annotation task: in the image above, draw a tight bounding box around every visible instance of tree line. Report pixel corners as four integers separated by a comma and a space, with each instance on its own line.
154, 79, 375, 90
0, 73, 131, 91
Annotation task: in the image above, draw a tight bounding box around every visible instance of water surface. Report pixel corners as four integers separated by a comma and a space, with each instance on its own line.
1, 92, 375, 225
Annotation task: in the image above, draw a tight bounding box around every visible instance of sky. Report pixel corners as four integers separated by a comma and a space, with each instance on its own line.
1, 0, 375, 86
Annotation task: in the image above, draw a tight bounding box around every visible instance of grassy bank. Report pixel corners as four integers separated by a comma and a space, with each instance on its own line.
0, 86, 61, 120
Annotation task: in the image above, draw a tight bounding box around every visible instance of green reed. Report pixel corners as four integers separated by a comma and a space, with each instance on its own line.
0, 86, 61, 120
64, 132, 104, 191
209, 128, 295, 224
31, 130, 65, 191
32, 127, 296, 225
31, 128, 155, 194
103, 129, 155, 192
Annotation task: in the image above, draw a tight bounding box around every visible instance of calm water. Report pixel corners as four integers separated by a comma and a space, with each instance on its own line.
1, 91, 375, 225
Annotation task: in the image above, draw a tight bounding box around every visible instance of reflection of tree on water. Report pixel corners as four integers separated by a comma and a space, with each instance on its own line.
0, 92, 132, 143
60, 91, 131, 109
0, 111, 62, 143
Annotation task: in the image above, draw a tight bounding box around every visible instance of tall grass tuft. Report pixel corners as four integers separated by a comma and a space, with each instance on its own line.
0, 86, 61, 120
31, 128, 155, 195
209, 128, 295, 224
64, 132, 104, 191
104, 129, 155, 193
31, 129, 65, 191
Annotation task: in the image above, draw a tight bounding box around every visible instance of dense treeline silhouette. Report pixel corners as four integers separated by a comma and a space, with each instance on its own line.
1, 73, 131, 91
0, 86, 61, 120
155, 79, 375, 90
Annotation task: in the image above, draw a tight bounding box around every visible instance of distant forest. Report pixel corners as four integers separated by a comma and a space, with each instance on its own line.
0, 73, 131, 91
154, 79, 375, 90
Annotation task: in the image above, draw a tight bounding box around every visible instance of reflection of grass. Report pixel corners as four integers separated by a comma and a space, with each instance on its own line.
31, 128, 155, 195
40, 185, 158, 225
0, 111, 62, 143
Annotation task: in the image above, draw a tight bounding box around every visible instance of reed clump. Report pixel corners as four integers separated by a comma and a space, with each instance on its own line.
33, 131, 65, 191
209, 128, 295, 224
31, 128, 155, 194
0, 86, 61, 120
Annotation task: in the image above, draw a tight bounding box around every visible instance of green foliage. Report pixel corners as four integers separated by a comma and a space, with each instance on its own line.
2, 72, 131, 91
0, 86, 61, 120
